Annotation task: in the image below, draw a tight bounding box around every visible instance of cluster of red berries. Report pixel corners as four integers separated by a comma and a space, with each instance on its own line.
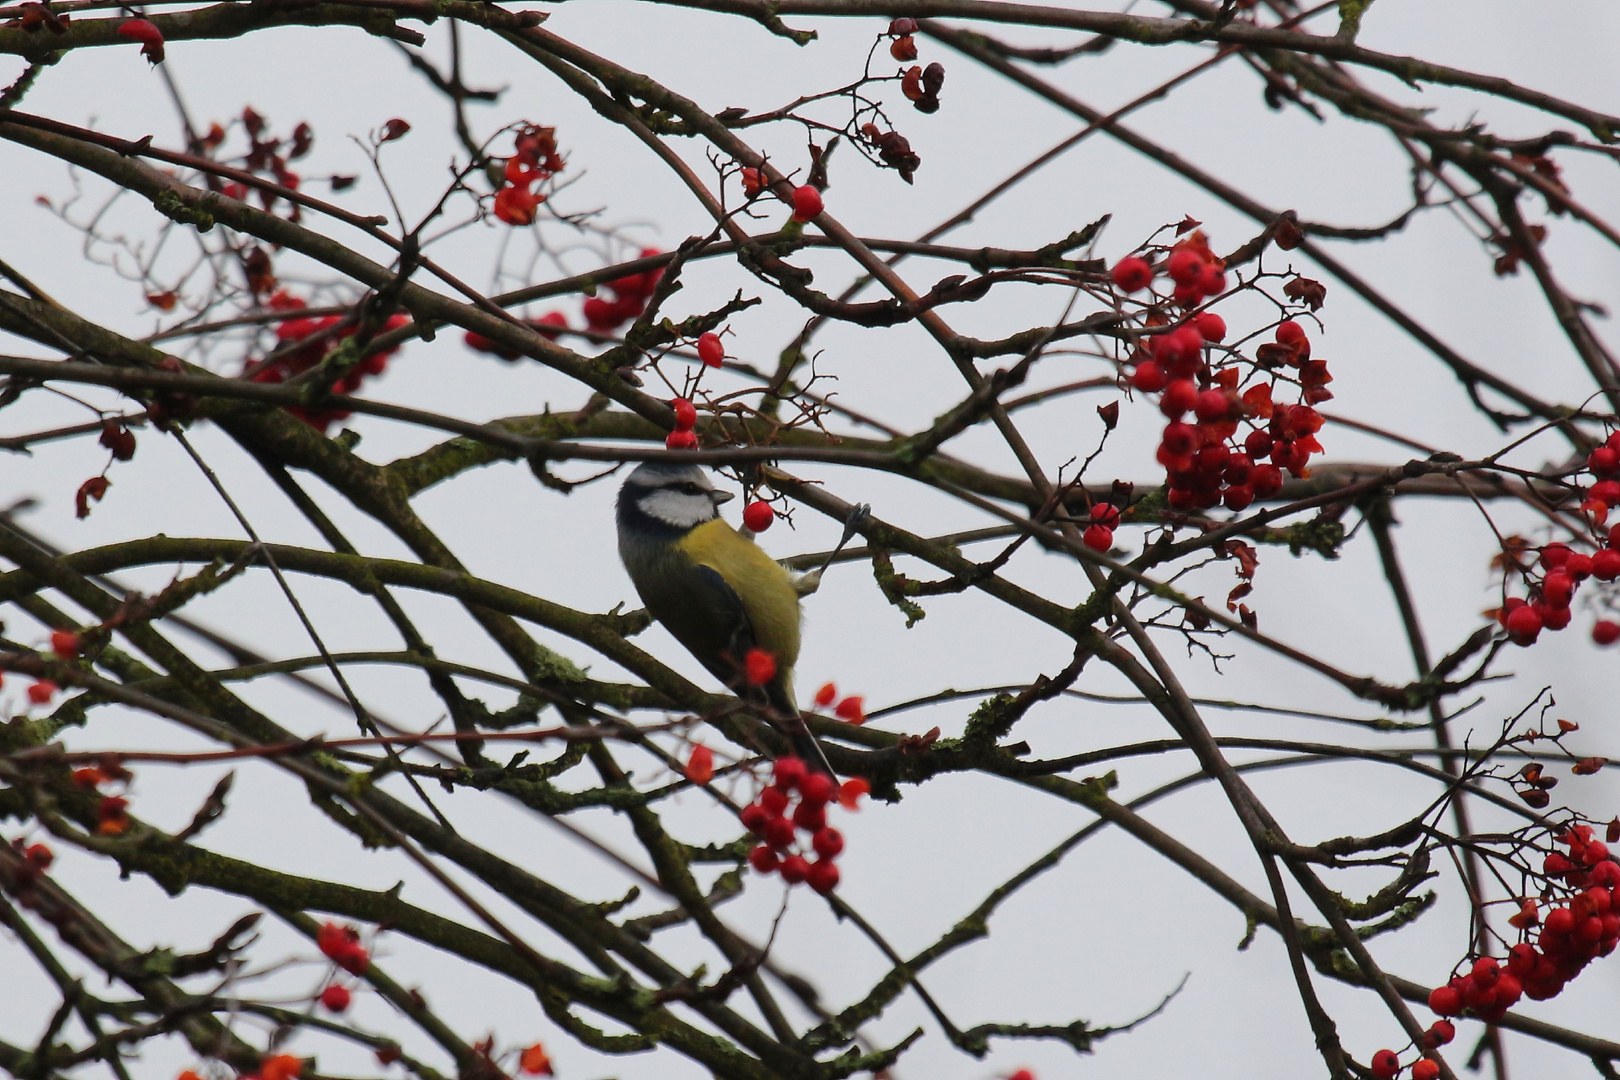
664, 329, 742, 449
465, 311, 569, 360
1499, 539, 1620, 647
666, 395, 701, 450
15, 632, 80, 707
1425, 825, 1619, 1035
813, 681, 866, 724
1113, 233, 1331, 514
583, 249, 666, 332
740, 757, 846, 894
72, 758, 133, 835
492, 124, 565, 226
1082, 501, 1122, 553
1577, 431, 1620, 522
1370, 1041, 1448, 1080
246, 290, 409, 432
1111, 230, 1227, 308
316, 920, 371, 974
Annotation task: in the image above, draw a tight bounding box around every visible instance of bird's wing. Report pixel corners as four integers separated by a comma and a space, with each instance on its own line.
641, 560, 758, 688
655, 556, 826, 770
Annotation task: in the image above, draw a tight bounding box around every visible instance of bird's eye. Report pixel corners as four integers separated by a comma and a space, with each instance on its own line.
681, 483, 705, 495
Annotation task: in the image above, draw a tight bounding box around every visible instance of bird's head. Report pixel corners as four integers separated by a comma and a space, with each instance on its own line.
618, 461, 734, 532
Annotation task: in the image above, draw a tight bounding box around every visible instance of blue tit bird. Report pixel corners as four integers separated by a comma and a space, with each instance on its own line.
616, 461, 830, 770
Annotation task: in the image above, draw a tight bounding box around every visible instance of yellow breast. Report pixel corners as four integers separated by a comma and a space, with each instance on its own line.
676, 519, 801, 669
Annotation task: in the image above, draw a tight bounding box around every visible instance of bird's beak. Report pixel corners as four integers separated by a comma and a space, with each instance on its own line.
710, 490, 734, 505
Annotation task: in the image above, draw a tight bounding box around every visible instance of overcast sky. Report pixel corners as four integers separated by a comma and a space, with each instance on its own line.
3, 3, 1620, 1078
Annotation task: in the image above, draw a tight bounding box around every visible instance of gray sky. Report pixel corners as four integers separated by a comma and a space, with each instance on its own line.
3, 2, 1620, 1078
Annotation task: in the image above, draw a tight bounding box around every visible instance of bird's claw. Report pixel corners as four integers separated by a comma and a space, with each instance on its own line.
839, 503, 871, 546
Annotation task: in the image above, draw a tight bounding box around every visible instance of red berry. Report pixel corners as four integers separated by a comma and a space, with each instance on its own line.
670, 397, 697, 430
1161, 379, 1197, 418
774, 756, 808, 790
684, 744, 715, 785
1428, 984, 1461, 1016
812, 827, 844, 859
1543, 571, 1575, 607
1539, 601, 1572, 631
1161, 422, 1198, 457
806, 858, 840, 894
1275, 320, 1306, 346
1568, 552, 1595, 579
792, 185, 823, 222
697, 332, 725, 367
749, 844, 779, 872
1091, 502, 1121, 528
763, 815, 795, 849
1541, 543, 1572, 569
27, 681, 56, 705
50, 631, 80, 657
1082, 524, 1114, 552
1155, 326, 1205, 374
1505, 603, 1543, 644
779, 854, 810, 884
740, 803, 769, 833
744, 647, 777, 685
1594, 620, 1620, 645
23, 843, 52, 869
1411, 1060, 1439, 1080
1592, 447, 1620, 477
742, 500, 774, 533
1199, 266, 1227, 296
793, 800, 827, 832
1244, 430, 1274, 460
799, 772, 836, 806
1593, 479, 1620, 506
665, 429, 698, 450
1427, 1020, 1455, 1047
1252, 464, 1284, 498
1370, 1049, 1399, 1080
1112, 256, 1152, 293
1192, 312, 1226, 343
1223, 484, 1255, 512
1594, 549, 1620, 580
1507, 942, 1537, 975
319, 984, 352, 1012
1130, 361, 1168, 393
1167, 249, 1205, 287
1193, 388, 1230, 423
760, 787, 789, 815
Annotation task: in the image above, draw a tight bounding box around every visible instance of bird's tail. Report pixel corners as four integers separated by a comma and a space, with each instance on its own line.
765, 674, 835, 776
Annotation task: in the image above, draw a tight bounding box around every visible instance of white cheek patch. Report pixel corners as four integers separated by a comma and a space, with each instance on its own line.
640, 489, 717, 528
